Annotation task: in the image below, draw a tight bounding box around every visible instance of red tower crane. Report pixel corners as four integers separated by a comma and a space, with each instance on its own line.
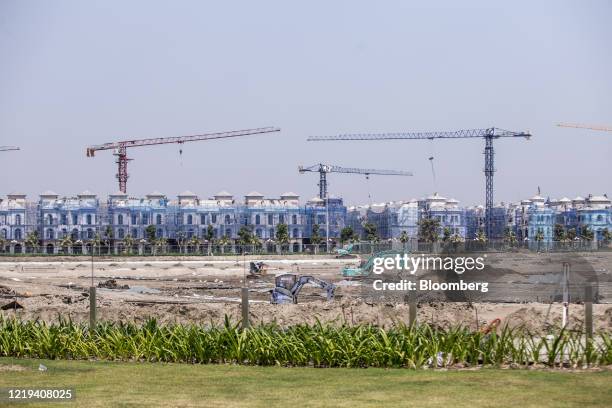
86, 127, 281, 193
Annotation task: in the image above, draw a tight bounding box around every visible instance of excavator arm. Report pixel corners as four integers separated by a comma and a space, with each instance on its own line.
270, 274, 336, 304
291, 276, 336, 301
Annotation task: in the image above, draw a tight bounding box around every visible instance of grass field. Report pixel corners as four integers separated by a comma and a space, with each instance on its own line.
0, 358, 611, 407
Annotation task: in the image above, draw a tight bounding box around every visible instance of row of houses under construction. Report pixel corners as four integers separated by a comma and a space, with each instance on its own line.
0, 190, 610, 254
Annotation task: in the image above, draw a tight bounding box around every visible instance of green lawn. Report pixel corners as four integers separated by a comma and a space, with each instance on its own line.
0, 358, 610, 407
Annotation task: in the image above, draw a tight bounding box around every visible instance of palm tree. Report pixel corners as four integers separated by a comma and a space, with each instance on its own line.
188, 236, 201, 254
59, 235, 74, 254
311, 224, 322, 254
553, 223, 566, 242
176, 231, 187, 254
0, 236, 6, 253
24, 231, 40, 253
204, 224, 215, 255
566, 228, 577, 241
154, 237, 167, 255
475, 229, 487, 244
602, 228, 612, 244
581, 225, 594, 241
218, 234, 231, 254
504, 228, 517, 246
92, 233, 102, 255
123, 233, 135, 255
103, 226, 113, 254
534, 229, 545, 251
276, 223, 290, 253
442, 227, 452, 243
362, 222, 379, 243
418, 218, 440, 243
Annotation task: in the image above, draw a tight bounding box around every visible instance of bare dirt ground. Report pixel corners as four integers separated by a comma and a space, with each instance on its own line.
1, 254, 611, 333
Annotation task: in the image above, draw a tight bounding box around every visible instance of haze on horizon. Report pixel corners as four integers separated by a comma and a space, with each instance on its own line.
1, 0, 610, 206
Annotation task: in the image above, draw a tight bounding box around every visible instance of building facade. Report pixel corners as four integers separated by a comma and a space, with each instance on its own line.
1, 190, 610, 254
0, 191, 346, 254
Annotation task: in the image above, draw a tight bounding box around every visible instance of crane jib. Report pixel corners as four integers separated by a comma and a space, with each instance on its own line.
86, 127, 280, 152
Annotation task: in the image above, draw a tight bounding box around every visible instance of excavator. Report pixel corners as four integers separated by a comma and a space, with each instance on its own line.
342, 250, 408, 278
248, 261, 268, 278
335, 243, 356, 258
270, 274, 336, 304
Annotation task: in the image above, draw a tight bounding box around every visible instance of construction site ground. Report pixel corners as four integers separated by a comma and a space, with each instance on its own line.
1, 253, 611, 333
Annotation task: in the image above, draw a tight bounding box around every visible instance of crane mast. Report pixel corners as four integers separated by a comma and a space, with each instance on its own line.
86, 127, 280, 193
308, 127, 531, 240
298, 163, 412, 200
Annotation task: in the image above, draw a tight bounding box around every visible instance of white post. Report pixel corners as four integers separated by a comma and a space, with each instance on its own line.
562, 262, 570, 328
325, 194, 330, 253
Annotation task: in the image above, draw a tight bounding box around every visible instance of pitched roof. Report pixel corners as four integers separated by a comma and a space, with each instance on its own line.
178, 190, 197, 197
78, 190, 96, 197
245, 191, 264, 197
214, 191, 232, 197
40, 190, 58, 197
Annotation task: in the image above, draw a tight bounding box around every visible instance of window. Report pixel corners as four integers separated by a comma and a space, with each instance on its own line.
597, 215, 603, 222
156, 214, 162, 225
142, 214, 148, 225
255, 214, 260, 225
118, 228, 125, 239
0, 229, 6, 238
268, 214, 273, 225
317, 215, 325, 225
72, 214, 78, 225
292, 215, 297, 225
225, 228, 231, 237
87, 228, 93, 239
47, 214, 53, 225
225, 215, 231, 225
200, 214, 206, 224
212, 214, 217, 224
15, 229, 21, 240
157, 229, 163, 238
61, 214, 67, 225
187, 229, 194, 238
269, 228, 274, 238
131, 228, 138, 238
279, 215, 285, 224
15, 214, 21, 225
61, 228, 67, 238
71, 229, 79, 240
256, 229, 262, 238
118, 214, 124, 225
292, 228, 299, 238
187, 214, 193, 225
87, 214, 92, 225
47, 229, 54, 240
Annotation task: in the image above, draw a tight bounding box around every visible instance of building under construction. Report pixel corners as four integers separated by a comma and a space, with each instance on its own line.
0, 190, 610, 254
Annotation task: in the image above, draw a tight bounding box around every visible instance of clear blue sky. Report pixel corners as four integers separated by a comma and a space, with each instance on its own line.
1, 0, 610, 205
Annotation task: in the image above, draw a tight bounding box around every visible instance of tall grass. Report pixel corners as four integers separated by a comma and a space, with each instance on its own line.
0, 317, 609, 368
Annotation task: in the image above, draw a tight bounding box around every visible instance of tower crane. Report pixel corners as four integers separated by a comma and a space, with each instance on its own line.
0, 146, 20, 152
298, 163, 413, 200
556, 123, 612, 132
307, 127, 531, 240
86, 127, 280, 193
